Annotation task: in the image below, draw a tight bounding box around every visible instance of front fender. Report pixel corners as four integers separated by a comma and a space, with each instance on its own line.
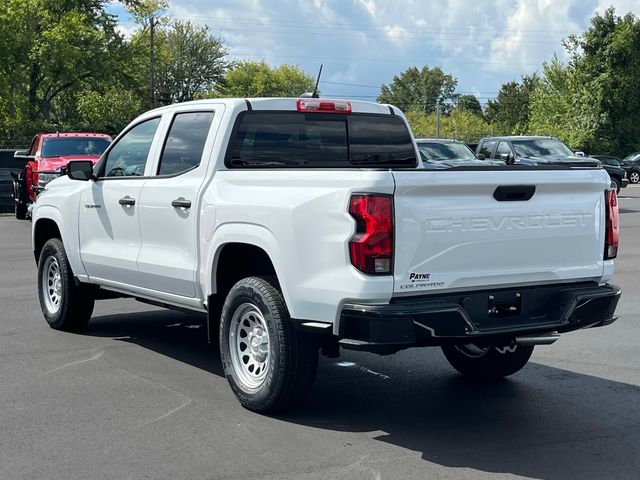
32, 204, 88, 279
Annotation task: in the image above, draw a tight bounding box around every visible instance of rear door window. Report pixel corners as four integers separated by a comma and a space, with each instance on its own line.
158, 111, 214, 176
226, 112, 416, 168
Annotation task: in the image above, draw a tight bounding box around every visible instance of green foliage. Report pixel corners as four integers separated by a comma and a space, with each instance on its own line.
377, 65, 458, 114
457, 95, 483, 116
527, 57, 597, 150
213, 61, 315, 98
485, 74, 538, 135
405, 108, 494, 143
154, 21, 229, 103
77, 89, 144, 134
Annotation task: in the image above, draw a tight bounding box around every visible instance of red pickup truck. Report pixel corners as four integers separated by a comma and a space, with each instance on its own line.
12, 132, 112, 219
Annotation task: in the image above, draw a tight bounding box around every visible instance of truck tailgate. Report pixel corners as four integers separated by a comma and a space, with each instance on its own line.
392, 169, 609, 295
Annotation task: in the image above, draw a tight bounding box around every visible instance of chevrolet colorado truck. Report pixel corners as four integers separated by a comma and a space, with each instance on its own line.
12, 132, 111, 219
32, 98, 621, 413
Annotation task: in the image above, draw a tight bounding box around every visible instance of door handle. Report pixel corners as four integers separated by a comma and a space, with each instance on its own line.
119, 196, 135, 206
171, 197, 191, 209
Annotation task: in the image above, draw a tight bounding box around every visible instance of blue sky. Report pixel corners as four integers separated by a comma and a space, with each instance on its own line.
107, 0, 640, 108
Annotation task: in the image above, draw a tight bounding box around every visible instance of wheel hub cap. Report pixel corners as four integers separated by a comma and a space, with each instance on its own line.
228, 303, 271, 389
41, 256, 62, 314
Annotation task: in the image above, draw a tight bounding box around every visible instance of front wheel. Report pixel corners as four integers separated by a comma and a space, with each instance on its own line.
37, 238, 95, 331
441, 343, 534, 379
630, 171, 640, 184
219, 276, 318, 413
611, 178, 621, 194
15, 200, 27, 220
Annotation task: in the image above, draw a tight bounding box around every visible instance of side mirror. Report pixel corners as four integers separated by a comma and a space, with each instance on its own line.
574, 150, 585, 157
67, 161, 94, 181
13, 149, 34, 163
477, 153, 485, 160
500, 153, 515, 165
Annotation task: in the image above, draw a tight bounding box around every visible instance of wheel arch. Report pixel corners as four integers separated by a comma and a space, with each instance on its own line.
32, 205, 88, 280
204, 224, 292, 342
33, 218, 62, 263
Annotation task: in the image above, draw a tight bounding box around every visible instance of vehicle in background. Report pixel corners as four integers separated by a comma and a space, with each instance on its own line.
12, 133, 112, 219
591, 156, 630, 191
0, 169, 20, 213
416, 138, 497, 166
476, 136, 627, 193
620, 153, 640, 184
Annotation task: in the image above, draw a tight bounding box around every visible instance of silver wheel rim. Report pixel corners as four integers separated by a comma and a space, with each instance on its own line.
228, 303, 271, 389
631, 172, 639, 183
42, 256, 62, 315
454, 344, 490, 358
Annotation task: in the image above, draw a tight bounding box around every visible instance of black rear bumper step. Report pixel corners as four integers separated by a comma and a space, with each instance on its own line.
339, 282, 620, 354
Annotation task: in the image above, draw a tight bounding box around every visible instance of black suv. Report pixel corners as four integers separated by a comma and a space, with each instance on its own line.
476, 136, 628, 192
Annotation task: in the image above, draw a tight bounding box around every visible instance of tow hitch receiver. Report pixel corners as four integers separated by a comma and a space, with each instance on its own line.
488, 292, 522, 317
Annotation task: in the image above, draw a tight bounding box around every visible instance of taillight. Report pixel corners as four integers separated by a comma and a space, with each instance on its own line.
604, 189, 619, 259
297, 98, 351, 113
349, 194, 393, 274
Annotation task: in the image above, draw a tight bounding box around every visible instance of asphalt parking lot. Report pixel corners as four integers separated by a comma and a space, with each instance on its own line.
1, 188, 639, 480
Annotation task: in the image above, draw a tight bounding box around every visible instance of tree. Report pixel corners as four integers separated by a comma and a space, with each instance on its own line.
77, 88, 144, 134
485, 74, 538, 135
457, 94, 483, 116
405, 109, 493, 143
377, 66, 458, 114
152, 21, 229, 104
213, 61, 315, 97
563, 8, 640, 154
0, 0, 135, 142
527, 57, 596, 150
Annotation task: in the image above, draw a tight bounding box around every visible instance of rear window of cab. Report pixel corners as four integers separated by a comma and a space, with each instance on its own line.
225, 112, 416, 168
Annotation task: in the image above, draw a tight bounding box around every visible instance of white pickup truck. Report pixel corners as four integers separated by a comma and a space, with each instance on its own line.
32, 98, 621, 412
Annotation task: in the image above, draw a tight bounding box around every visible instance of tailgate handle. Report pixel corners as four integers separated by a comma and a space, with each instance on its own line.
493, 185, 536, 202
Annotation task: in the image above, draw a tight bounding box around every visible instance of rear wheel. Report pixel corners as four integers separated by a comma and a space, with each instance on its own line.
219, 276, 318, 413
441, 343, 534, 379
630, 171, 640, 184
37, 238, 95, 331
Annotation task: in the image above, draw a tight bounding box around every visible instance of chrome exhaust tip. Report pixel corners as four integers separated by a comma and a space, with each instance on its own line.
515, 333, 560, 346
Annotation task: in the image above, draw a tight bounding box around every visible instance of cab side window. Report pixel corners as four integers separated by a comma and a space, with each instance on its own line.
495, 141, 512, 159
28, 136, 38, 155
479, 140, 496, 159
103, 118, 161, 177
157, 112, 214, 176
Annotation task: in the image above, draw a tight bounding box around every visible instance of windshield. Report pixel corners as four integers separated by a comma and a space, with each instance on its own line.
417, 142, 476, 162
622, 153, 640, 163
41, 137, 111, 158
511, 139, 574, 158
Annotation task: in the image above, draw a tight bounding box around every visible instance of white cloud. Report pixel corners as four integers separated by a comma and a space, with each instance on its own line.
134, 0, 640, 104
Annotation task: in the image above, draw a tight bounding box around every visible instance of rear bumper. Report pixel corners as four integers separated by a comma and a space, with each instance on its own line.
339, 282, 620, 354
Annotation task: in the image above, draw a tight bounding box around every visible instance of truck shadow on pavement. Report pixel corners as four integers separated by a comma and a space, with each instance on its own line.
85, 308, 640, 480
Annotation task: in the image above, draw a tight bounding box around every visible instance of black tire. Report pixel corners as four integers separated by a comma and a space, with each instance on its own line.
15, 201, 27, 220
611, 178, 621, 194
441, 343, 534, 379
219, 276, 318, 413
630, 171, 640, 184
37, 238, 95, 331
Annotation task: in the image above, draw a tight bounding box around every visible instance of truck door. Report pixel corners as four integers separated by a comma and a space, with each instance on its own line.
136, 109, 218, 297
79, 117, 162, 287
